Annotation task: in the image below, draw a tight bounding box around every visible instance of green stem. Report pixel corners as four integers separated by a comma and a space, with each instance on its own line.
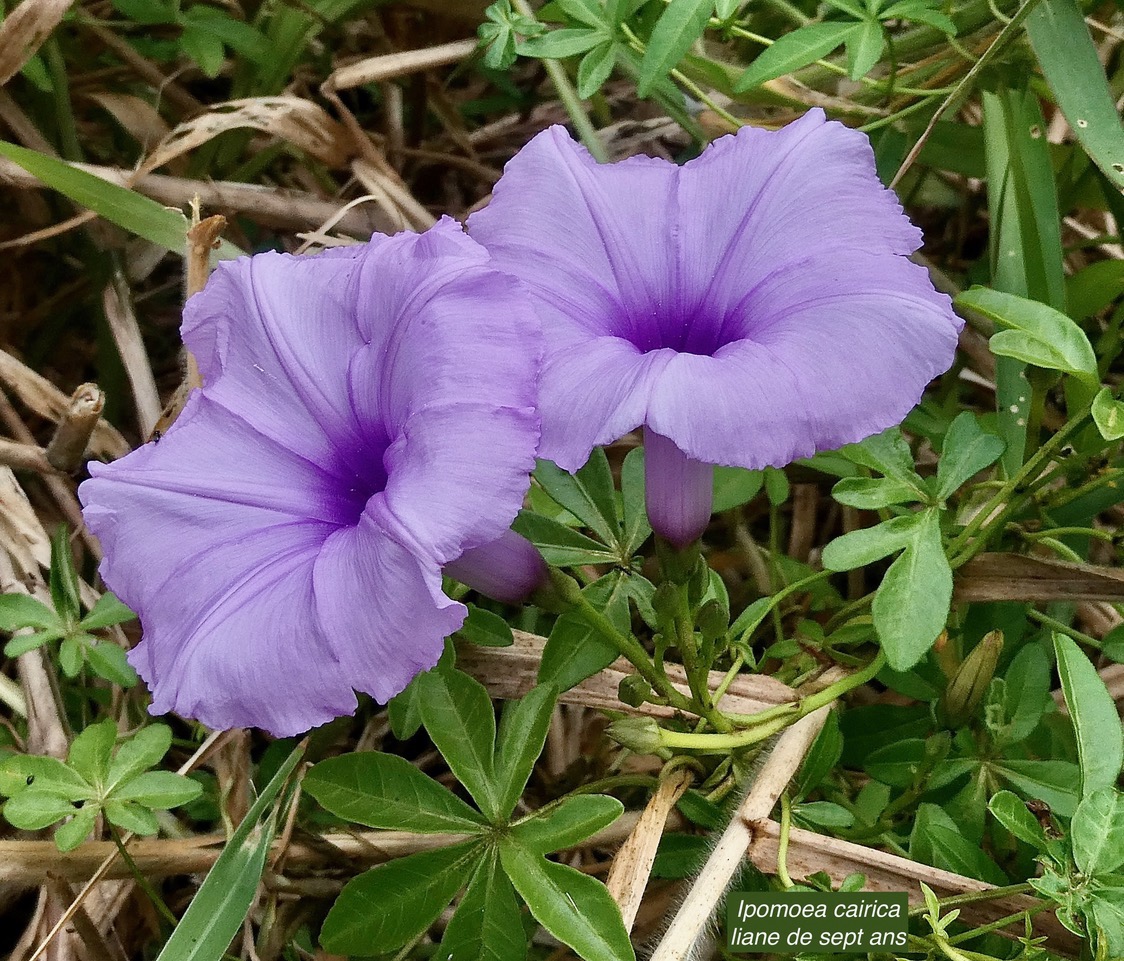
109, 825, 178, 927
511, 0, 606, 162
907, 882, 1035, 917
659, 651, 884, 751
777, 793, 795, 888
1026, 609, 1102, 650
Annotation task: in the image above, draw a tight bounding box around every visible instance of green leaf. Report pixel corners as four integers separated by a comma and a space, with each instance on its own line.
555, 0, 605, 28
734, 22, 854, 91
864, 739, 927, 788
321, 842, 480, 953
153, 745, 304, 961
518, 26, 606, 59
577, 40, 617, 98
793, 710, 842, 799
1072, 788, 1124, 875
843, 428, 925, 489
494, 685, 557, 820
104, 799, 160, 835
113, 770, 204, 809
925, 824, 1008, 885
49, 527, 81, 626
871, 509, 952, 670
879, 0, 955, 32
1054, 632, 1124, 798
106, 725, 172, 790
0, 755, 92, 800
794, 801, 854, 828
68, 719, 117, 788
180, 23, 226, 77
538, 571, 629, 692
388, 673, 424, 741
419, 669, 499, 820
830, 476, 924, 509
54, 805, 98, 852
637, 0, 713, 97
499, 840, 634, 961
620, 447, 651, 554
534, 451, 620, 550
1026, 0, 1124, 193
58, 636, 83, 677
994, 643, 1050, 746
935, 412, 1005, 500
1092, 387, 1124, 441
512, 511, 618, 566
181, 7, 271, 64
993, 759, 1079, 817
4, 629, 64, 657
0, 594, 63, 632
80, 592, 136, 630
305, 751, 486, 832
712, 466, 763, 513
458, 606, 514, 648
512, 795, 623, 852
821, 511, 923, 571
86, 641, 139, 687
441, 850, 527, 961
3, 791, 79, 830
0, 141, 242, 259
1086, 887, 1124, 958
987, 789, 1047, 850
845, 20, 882, 80
955, 287, 1098, 385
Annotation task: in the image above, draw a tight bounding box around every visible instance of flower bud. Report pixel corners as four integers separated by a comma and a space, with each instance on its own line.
618, 675, 653, 708
644, 427, 713, 549
939, 629, 1003, 728
697, 598, 729, 641
445, 530, 548, 605
607, 717, 664, 755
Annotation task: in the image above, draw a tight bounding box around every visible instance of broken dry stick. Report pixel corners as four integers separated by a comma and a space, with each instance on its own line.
45, 384, 104, 474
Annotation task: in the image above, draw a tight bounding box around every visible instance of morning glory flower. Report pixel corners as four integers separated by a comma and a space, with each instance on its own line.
468, 109, 962, 547
79, 219, 541, 736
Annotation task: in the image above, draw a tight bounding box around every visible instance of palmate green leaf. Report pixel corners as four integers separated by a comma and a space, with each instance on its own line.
992, 759, 1079, 817
879, 0, 956, 33
734, 22, 855, 91
0, 594, 62, 632
994, 642, 1050, 746
0, 141, 242, 259
830, 476, 923, 509
79, 592, 136, 630
113, 770, 203, 809
871, 509, 952, 671
1026, 0, 1124, 193
955, 287, 1098, 385
1092, 387, 1124, 441
534, 451, 620, 550
821, 511, 924, 571
54, 805, 98, 852
840, 428, 926, 491
440, 850, 527, 961
512, 511, 619, 566
637, 0, 714, 97
86, 641, 139, 687
305, 746, 485, 836
68, 719, 116, 787
620, 447, 651, 554
539, 571, 630, 692
1054, 632, 1124, 798
987, 790, 1047, 850
863, 738, 927, 788
578, 40, 617, 98
104, 799, 160, 835
458, 605, 514, 648
494, 685, 557, 820
499, 839, 634, 961
419, 669, 499, 820
3, 791, 80, 830
0, 755, 93, 801
845, 19, 882, 80
49, 526, 81, 626
321, 841, 481, 953
517, 26, 606, 59
555, 0, 605, 29
925, 824, 1008, 886
1072, 788, 1124, 876
935, 412, 1005, 500
4, 629, 64, 658
154, 744, 304, 961
511, 795, 623, 853
106, 724, 172, 790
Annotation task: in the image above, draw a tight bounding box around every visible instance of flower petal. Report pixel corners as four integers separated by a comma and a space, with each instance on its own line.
646, 253, 960, 467
183, 248, 371, 480
373, 402, 539, 563
313, 514, 465, 704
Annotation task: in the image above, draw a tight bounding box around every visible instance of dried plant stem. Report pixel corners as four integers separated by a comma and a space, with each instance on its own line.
45, 384, 104, 474
0, 437, 58, 474
324, 39, 477, 91
650, 706, 830, 961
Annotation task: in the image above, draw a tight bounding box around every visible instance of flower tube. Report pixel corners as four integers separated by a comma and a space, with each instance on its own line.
79, 219, 541, 736
468, 110, 962, 547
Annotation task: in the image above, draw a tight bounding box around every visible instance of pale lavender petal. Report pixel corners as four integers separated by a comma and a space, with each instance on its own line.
643, 427, 713, 548
444, 529, 548, 604
313, 514, 465, 704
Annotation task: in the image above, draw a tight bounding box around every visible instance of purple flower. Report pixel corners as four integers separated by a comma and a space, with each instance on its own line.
79, 219, 541, 736
468, 110, 962, 547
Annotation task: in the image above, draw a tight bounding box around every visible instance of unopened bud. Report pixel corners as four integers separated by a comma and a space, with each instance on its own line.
607, 717, 664, 755
687, 558, 710, 606
652, 582, 679, 622
939, 629, 1004, 728
618, 675, 652, 708
534, 568, 585, 612
697, 598, 729, 641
